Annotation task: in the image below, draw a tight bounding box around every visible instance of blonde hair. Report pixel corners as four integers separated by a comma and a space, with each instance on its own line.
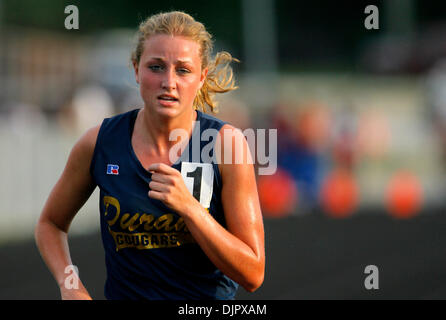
131, 11, 238, 113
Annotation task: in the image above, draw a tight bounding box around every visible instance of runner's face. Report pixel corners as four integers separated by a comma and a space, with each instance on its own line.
134, 34, 207, 118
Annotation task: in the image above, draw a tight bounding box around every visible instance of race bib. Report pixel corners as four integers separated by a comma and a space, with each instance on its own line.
181, 162, 214, 209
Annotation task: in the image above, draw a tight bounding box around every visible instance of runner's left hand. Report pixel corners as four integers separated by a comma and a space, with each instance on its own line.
147, 163, 198, 215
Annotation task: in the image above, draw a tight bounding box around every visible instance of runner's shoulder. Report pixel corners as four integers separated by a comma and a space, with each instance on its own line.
70, 125, 101, 162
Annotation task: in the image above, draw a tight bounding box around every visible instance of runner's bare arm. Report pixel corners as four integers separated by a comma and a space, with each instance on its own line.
34, 125, 99, 299
148, 124, 265, 292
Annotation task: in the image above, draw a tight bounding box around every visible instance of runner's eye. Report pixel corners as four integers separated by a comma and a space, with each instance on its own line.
177, 68, 191, 74
149, 65, 164, 72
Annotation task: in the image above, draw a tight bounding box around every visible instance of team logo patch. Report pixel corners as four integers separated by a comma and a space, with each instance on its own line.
107, 164, 119, 175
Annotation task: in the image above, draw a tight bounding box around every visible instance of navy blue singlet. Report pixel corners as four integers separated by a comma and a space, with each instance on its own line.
90, 108, 239, 300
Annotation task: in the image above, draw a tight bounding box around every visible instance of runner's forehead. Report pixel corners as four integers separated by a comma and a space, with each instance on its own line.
146, 57, 195, 65
140, 35, 202, 63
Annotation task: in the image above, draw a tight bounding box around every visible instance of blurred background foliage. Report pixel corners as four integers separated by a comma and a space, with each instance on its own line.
2, 0, 446, 72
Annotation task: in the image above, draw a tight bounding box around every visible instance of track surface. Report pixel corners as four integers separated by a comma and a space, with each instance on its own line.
1, 210, 446, 300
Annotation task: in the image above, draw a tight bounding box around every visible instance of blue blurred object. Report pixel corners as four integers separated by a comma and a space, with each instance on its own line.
278, 143, 321, 211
